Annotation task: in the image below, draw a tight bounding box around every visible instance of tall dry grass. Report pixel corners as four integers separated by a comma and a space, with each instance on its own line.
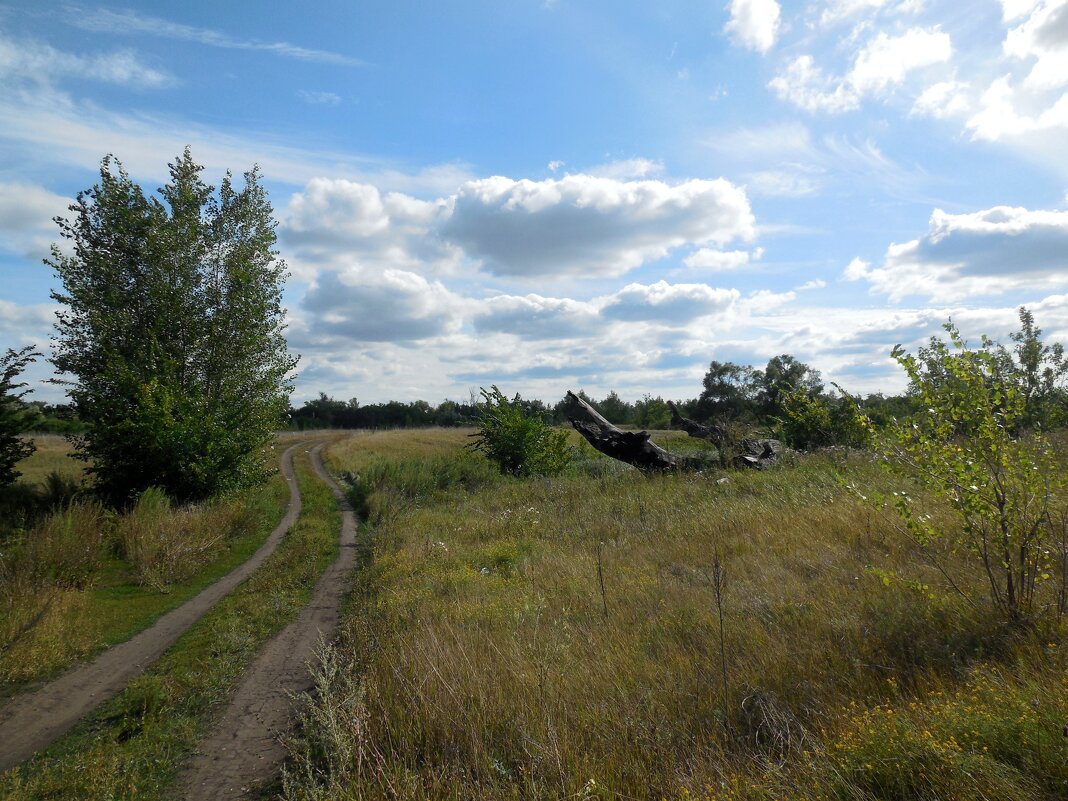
117, 487, 259, 591
284, 430, 1067, 801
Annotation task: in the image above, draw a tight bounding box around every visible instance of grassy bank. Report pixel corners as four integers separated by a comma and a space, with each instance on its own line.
0, 447, 341, 799
285, 429, 1068, 801
0, 441, 295, 694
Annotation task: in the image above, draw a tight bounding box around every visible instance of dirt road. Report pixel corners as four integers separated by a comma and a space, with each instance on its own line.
0, 441, 309, 773
179, 443, 358, 800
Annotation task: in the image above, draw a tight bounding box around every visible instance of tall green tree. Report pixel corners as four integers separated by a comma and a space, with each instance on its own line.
0, 346, 41, 487
996, 306, 1067, 429
696, 360, 758, 421
48, 150, 298, 503
755, 354, 823, 419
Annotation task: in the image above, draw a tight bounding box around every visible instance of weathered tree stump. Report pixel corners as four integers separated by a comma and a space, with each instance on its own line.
566, 391, 681, 470
666, 401, 782, 470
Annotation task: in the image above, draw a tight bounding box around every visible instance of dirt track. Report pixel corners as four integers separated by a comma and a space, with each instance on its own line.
178, 443, 358, 800
0, 441, 309, 774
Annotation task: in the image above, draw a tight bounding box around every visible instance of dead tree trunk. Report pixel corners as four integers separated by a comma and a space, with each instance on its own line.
566, 391, 682, 471
566, 391, 783, 472
666, 401, 782, 470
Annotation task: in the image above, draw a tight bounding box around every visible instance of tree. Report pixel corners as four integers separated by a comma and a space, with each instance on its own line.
468, 386, 572, 477
48, 150, 298, 503
696, 361, 757, 421
995, 306, 1067, 429
876, 323, 1064, 624
755, 354, 823, 419
597, 391, 633, 425
0, 346, 41, 487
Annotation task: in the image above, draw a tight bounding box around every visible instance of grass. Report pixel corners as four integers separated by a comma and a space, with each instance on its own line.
0, 446, 341, 800
13, 434, 85, 487
283, 428, 1068, 801
0, 439, 294, 694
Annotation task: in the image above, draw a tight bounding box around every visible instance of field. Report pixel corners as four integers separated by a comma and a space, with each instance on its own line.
282, 428, 1068, 801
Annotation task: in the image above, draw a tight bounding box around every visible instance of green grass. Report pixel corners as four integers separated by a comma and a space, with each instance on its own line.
0, 448, 341, 799
13, 434, 85, 487
282, 429, 1068, 801
0, 473, 289, 694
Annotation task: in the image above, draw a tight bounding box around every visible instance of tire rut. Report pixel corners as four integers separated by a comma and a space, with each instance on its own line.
0, 441, 311, 773
178, 442, 358, 800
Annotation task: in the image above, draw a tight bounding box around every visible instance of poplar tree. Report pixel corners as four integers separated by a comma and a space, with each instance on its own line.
48, 150, 298, 502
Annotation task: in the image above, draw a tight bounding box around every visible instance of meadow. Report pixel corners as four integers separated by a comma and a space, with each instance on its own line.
283, 428, 1068, 801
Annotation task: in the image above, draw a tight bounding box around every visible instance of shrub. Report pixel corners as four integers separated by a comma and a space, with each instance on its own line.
467, 386, 572, 477
877, 322, 1066, 624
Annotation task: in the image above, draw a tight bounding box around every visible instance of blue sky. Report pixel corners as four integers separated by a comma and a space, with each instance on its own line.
2, 0, 1067, 405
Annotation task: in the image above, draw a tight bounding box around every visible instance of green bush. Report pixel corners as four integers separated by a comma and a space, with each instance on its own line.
467, 386, 572, 477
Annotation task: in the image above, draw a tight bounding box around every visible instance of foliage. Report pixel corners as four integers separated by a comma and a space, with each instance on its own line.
632, 393, 672, 429
696, 360, 759, 421
778, 385, 871, 450
755, 353, 823, 419
468, 386, 572, 477
48, 150, 298, 503
879, 322, 1065, 623
994, 306, 1068, 429
0, 346, 41, 487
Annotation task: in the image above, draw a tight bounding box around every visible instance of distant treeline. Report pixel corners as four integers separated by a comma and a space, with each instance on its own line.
285, 353, 926, 433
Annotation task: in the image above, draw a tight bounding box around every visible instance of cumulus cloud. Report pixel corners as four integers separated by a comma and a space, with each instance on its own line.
299, 268, 462, 343
928, 1, 1068, 142
769, 27, 952, 113
281, 178, 456, 277
599, 281, 739, 323
0, 33, 172, 88
725, 0, 782, 54
683, 248, 755, 270
844, 205, 1068, 300
440, 175, 754, 278
474, 294, 599, 339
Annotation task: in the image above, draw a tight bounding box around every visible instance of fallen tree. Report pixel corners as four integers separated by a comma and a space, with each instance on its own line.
564, 390, 781, 471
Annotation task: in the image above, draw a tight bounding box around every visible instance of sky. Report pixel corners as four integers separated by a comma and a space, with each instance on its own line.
1, 0, 1067, 407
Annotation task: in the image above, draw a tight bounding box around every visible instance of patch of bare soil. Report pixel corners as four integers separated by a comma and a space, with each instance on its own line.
0, 441, 309, 773
178, 443, 357, 800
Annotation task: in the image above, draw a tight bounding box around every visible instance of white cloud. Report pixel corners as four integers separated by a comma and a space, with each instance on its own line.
954, 2, 1068, 142
912, 79, 971, 118
599, 281, 740, 323
725, 0, 782, 54
587, 158, 664, 180
769, 27, 952, 113
0, 33, 172, 88
65, 7, 365, 67
845, 205, 1068, 301
0, 182, 70, 259
281, 178, 457, 278
0, 300, 56, 344
683, 248, 754, 270
440, 174, 755, 277
797, 278, 827, 290
474, 294, 599, 339
849, 28, 953, 94
818, 0, 924, 26
297, 267, 463, 343
745, 168, 822, 197
298, 90, 342, 105
768, 55, 860, 112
